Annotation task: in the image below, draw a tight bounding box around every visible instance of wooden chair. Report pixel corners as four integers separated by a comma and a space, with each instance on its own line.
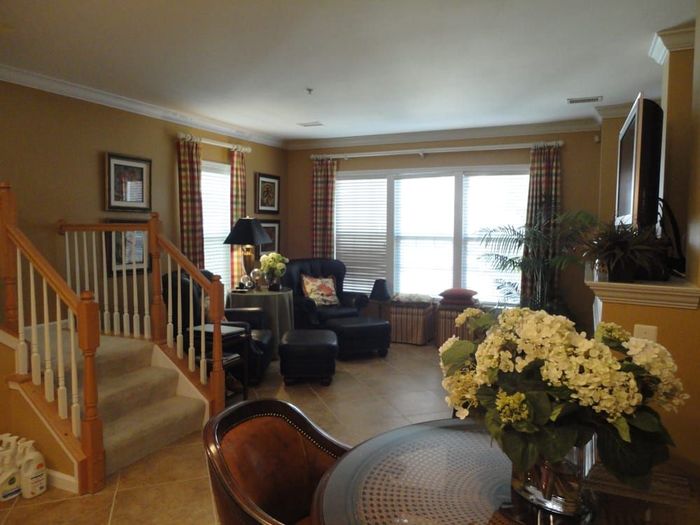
203, 399, 349, 525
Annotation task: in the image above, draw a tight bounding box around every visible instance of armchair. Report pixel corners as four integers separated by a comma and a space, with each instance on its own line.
280, 258, 369, 329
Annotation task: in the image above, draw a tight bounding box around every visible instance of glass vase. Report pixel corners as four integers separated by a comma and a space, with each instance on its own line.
510, 437, 596, 516
265, 272, 281, 291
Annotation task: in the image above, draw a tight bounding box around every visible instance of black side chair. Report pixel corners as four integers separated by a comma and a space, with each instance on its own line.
162, 271, 273, 386
280, 258, 369, 329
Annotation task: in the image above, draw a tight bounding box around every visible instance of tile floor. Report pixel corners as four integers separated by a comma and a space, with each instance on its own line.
0, 342, 448, 524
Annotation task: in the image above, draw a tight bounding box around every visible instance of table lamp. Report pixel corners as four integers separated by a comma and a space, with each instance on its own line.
370, 279, 391, 301
224, 217, 272, 278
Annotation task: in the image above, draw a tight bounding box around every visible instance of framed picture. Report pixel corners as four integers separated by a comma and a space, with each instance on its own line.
105, 220, 151, 273
106, 153, 152, 212
255, 173, 280, 214
258, 220, 280, 256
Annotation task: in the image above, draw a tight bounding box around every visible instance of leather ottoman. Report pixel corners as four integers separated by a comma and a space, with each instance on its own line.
325, 317, 391, 359
279, 330, 338, 386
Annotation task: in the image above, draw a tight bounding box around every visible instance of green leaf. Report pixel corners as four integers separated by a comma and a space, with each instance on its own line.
486, 367, 499, 384
484, 409, 503, 441
628, 410, 662, 434
550, 403, 564, 422
525, 391, 552, 426
501, 430, 539, 472
512, 420, 538, 433
440, 340, 475, 369
535, 425, 579, 463
612, 417, 631, 443
476, 385, 497, 409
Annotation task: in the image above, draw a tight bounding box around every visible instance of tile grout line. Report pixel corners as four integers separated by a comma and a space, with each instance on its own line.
0, 496, 17, 525
106, 473, 121, 525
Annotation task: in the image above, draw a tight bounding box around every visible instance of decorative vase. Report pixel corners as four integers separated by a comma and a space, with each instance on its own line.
510, 437, 596, 516
266, 272, 281, 291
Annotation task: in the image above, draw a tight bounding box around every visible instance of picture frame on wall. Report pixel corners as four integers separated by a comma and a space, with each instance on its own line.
255, 173, 280, 214
106, 153, 152, 212
258, 220, 280, 256
105, 220, 151, 273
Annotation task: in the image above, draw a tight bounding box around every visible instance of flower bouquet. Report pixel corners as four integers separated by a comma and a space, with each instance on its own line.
439, 308, 687, 511
259, 252, 289, 290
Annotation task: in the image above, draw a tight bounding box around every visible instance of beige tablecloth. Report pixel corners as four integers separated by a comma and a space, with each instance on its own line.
226, 289, 294, 358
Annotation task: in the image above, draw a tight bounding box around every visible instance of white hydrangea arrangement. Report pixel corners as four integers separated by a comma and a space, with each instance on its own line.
259, 252, 289, 278
440, 308, 687, 487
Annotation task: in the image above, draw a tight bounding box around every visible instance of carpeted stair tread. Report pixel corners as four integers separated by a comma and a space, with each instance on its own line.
96, 367, 179, 424
103, 396, 205, 474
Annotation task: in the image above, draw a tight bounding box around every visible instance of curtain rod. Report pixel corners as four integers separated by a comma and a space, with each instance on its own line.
178, 132, 252, 153
309, 140, 564, 160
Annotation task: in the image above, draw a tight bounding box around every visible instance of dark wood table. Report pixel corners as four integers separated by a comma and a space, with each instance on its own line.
311, 418, 700, 525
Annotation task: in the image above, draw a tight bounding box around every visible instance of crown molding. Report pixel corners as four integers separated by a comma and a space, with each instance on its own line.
595, 102, 633, 122
586, 278, 700, 309
0, 64, 284, 148
649, 24, 695, 65
283, 119, 600, 150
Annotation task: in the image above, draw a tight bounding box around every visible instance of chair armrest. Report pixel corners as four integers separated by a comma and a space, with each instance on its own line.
221, 320, 251, 335
224, 307, 267, 329
293, 295, 318, 314
340, 292, 369, 309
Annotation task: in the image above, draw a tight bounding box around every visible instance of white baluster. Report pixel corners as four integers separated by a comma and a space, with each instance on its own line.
68, 311, 80, 437
73, 233, 81, 294
176, 264, 183, 359
91, 232, 100, 331
29, 263, 40, 385
101, 232, 111, 334
42, 278, 54, 402
121, 232, 130, 337
132, 232, 141, 338
16, 249, 28, 375
188, 273, 195, 372
199, 291, 207, 385
82, 232, 89, 293
143, 232, 151, 340
166, 254, 173, 348
56, 296, 67, 419
111, 232, 120, 335
65, 233, 72, 291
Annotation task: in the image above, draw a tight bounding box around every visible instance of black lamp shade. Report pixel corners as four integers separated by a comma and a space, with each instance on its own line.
370, 279, 391, 301
224, 217, 272, 246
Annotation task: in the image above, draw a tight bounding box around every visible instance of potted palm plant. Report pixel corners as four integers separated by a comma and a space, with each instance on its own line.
579, 222, 667, 282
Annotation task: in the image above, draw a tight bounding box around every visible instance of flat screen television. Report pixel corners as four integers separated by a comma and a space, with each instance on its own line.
615, 93, 663, 228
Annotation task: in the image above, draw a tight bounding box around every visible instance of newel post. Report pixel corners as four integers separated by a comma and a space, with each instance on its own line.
78, 291, 105, 493
148, 212, 166, 343
209, 276, 225, 415
0, 182, 18, 335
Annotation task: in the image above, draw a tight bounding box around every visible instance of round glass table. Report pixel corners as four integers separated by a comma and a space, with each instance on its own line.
311, 419, 699, 525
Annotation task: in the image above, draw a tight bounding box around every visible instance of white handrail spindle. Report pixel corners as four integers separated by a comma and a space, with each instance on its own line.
121, 232, 130, 337
188, 273, 195, 371
15, 249, 28, 374
131, 232, 140, 338
111, 232, 120, 335
176, 264, 183, 359
143, 232, 151, 340
82, 232, 89, 293
166, 254, 173, 348
73, 233, 81, 294
101, 232, 111, 334
199, 292, 207, 385
68, 311, 80, 437
56, 296, 67, 419
65, 233, 72, 291
42, 278, 54, 402
91, 232, 99, 330
29, 263, 40, 385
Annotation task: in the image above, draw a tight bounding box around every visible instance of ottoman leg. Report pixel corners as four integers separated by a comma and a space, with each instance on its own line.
284, 377, 296, 386
378, 347, 388, 358
319, 377, 332, 386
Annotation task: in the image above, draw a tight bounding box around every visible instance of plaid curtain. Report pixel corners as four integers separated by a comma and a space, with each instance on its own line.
230, 150, 247, 286
311, 159, 338, 258
176, 139, 204, 268
521, 144, 562, 309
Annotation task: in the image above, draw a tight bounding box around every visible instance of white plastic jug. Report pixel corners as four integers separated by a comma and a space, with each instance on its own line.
19, 441, 47, 499
0, 450, 20, 501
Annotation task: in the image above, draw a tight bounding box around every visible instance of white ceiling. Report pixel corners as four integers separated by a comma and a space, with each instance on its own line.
0, 0, 695, 144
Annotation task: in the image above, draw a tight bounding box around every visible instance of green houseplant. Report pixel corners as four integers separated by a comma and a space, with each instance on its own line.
578, 222, 667, 282
439, 307, 687, 515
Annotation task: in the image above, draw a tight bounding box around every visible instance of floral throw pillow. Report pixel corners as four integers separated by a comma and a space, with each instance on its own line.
301, 274, 340, 306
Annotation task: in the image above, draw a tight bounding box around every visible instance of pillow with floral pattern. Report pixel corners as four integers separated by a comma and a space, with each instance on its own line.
301, 274, 340, 306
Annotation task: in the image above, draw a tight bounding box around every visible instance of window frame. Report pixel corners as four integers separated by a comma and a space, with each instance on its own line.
201, 160, 231, 291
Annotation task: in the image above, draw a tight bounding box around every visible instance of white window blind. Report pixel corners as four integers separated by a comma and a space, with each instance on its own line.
462, 173, 529, 304
335, 177, 387, 293
394, 176, 454, 296
201, 162, 231, 291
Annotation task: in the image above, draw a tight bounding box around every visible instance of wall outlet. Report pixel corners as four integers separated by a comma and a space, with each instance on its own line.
633, 324, 658, 342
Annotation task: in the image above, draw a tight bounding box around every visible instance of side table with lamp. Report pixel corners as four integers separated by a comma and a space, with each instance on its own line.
223, 216, 272, 289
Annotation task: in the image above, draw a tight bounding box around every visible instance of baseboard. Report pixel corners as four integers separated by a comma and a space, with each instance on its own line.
48, 469, 79, 494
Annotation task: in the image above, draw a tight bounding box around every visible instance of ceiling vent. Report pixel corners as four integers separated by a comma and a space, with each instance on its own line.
567, 96, 603, 104
297, 121, 323, 127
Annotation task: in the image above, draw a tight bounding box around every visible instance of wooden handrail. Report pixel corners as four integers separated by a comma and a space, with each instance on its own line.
157, 236, 213, 294
7, 225, 79, 312
58, 221, 149, 234
0, 182, 18, 334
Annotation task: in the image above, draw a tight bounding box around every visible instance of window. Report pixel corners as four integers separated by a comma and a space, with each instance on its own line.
201, 161, 231, 291
335, 166, 529, 302
394, 175, 454, 295
335, 177, 387, 292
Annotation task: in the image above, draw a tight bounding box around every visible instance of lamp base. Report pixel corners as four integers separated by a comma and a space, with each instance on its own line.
241, 245, 255, 277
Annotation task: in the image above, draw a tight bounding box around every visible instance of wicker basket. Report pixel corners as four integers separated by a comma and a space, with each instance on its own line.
390, 302, 435, 345
435, 305, 471, 347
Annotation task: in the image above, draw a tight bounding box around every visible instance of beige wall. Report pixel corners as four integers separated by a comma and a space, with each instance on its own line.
287, 131, 601, 330
1, 81, 287, 272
